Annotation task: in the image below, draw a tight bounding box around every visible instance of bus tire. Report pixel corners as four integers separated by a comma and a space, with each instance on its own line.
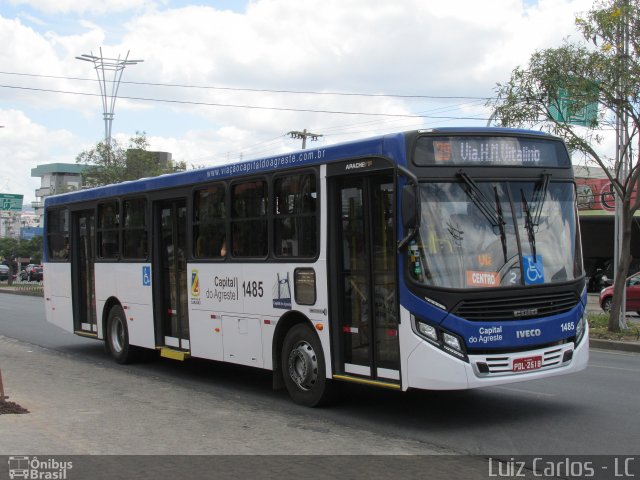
281, 323, 331, 407
106, 305, 136, 364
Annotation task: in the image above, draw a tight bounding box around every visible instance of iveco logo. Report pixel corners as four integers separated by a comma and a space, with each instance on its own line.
516, 328, 542, 338
513, 308, 538, 317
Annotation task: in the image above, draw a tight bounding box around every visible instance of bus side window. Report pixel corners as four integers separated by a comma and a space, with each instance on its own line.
122, 198, 148, 260
193, 184, 226, 259
46, 208, 69, 261
97, 201, 120, 259
273, 173, 317, 258
231, 180, 268, 257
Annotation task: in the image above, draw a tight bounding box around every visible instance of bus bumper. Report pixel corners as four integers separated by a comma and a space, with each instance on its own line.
405, 327, 589, 391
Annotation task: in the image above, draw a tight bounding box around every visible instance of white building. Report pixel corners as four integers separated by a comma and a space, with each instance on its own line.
30, 163, 87, 226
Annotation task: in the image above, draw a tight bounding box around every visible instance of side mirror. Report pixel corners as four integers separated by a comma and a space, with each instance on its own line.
397, 166, 420, 251
402, 184, 417, 230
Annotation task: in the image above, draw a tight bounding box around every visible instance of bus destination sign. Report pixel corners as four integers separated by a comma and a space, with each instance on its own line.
414, 136, 570, 167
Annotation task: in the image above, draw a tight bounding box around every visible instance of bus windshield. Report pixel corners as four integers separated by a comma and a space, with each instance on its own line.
408, 180, 583, 289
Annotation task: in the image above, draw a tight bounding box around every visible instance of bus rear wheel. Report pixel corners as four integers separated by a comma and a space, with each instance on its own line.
281, 323, 331, 407
106, 305, 136, 364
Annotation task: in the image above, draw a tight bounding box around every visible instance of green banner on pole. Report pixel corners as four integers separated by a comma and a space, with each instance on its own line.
0, 193, 24, 211
548, 87, 598, 127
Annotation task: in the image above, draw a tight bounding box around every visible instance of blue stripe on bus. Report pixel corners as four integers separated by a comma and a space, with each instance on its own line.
44, 132, 409, 207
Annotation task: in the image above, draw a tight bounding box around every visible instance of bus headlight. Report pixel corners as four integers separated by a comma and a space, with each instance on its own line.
576, 310, 587, 345
417, 322, 438, 343
443, 332, 461, 351
413, 315, 467, 361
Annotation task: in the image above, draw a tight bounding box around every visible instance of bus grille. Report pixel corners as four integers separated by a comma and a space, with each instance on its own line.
453, 291, 579, 321
472, 344, 573, 377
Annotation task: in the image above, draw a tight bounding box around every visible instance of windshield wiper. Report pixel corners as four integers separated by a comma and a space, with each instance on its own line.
458, 172, 502, 227
521, 189, 537, 261
532, 173, 550, 225
520, 173, 550, 262
457, 171, 508, 262
494, 187, 508, 263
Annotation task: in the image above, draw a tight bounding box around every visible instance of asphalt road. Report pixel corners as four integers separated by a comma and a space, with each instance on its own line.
1, 293, 639, 456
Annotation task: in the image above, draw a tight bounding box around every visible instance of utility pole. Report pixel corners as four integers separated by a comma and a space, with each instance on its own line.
76, 48, 143, 153
288, 129, 323, 149
614, 0, 630, 329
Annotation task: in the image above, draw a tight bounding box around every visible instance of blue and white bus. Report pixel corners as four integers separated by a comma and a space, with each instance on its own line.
43, 128, 588, 406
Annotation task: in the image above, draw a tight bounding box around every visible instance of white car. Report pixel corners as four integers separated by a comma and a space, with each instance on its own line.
0, 264, 10, 281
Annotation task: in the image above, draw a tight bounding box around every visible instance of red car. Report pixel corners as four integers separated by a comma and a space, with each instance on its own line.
599, 272, 640, 314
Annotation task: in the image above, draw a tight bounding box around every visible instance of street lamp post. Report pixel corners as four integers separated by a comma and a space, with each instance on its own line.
76, 48, 143, 150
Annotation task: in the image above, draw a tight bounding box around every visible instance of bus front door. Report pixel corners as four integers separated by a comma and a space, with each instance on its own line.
154, 199, 190, 352
71, 209, 97, 335
331, 171, 401, 386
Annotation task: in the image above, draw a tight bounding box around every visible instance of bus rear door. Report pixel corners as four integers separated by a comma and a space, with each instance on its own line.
71, 209, 97, 335
153, 198, 190, 353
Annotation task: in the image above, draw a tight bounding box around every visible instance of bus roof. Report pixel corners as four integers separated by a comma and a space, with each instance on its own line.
44, 128, 557, 207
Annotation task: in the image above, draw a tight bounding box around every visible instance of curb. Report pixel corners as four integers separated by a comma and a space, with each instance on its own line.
589, 338, 640, 353
0, 286, 44, 297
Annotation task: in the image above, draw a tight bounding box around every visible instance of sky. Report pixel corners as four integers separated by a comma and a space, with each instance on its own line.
0, 0, 601, 207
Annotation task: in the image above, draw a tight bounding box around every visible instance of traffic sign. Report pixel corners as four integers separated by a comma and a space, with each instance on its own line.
0, 193, 23, 211
548, 86, 598, 127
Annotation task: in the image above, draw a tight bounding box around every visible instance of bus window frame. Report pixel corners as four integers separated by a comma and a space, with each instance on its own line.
192, 182, 228, 262
96, 200, 121, 261
272, 169, 319, 260
121, 196, 149, 262
45, 207, 70, 262
229, 176, 270, 260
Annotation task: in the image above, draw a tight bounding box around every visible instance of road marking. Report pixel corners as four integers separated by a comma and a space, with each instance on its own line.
492, 386, 556, 397
589, 363, 640, 373
590, 349, 640, 358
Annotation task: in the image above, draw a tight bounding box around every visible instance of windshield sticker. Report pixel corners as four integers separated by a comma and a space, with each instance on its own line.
523, 255, 545, 285
466, 271, 499, 287
477, 254, 493, 267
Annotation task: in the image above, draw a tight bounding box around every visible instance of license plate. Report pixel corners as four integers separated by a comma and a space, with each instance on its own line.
512, 355, 543, 372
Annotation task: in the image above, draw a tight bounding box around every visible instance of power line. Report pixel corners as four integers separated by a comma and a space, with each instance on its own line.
288, 129, 323, 149
0, 83, 492, 120
0, 70, 493, 101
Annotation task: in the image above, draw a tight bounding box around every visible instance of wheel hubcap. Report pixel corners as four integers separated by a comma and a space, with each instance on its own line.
288, 340, 318, 391
110, 316, 124, 353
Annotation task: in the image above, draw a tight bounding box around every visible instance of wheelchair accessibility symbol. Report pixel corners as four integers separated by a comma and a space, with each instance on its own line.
522, 255, 544, 285
142, 266, 151, 286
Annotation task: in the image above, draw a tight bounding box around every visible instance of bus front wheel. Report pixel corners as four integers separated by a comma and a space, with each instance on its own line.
106, 305, 136, 364
281, 323, 331, 407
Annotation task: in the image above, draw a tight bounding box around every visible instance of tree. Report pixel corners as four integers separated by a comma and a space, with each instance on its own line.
24, 236, 42, 264
77, 132, 187, 187
0, 236, 40, 262
490, 0, 640, 332
0, 237, 20, 261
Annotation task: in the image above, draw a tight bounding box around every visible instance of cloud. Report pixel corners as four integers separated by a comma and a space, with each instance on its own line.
0, 109, 76, 203
0, 0, 607, 206
6, 0, 154, 15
